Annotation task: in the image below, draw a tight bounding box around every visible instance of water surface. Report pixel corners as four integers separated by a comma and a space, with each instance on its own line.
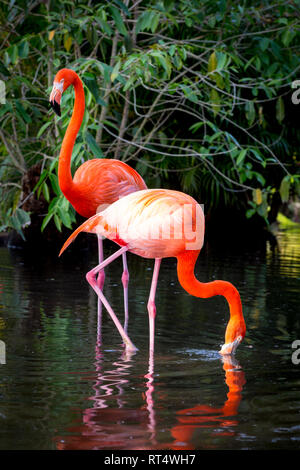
0, 225, 299, 450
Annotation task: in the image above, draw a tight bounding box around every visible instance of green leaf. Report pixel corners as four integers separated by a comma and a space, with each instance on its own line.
123, 76, 135, 91
245, 101, 255, 125
113, 0, 130, 16
180, 84, 198, 103
85, 132, 104, 158
136, 10, 152, 34
151, 51, 172, 77
57, 206, 72, 229
37, 121, 52, 138
54, 213, 62, 232
18, 40, 29, 58
208, 52, 217, 73
49, 174, 61, 196
151, 13, 160, 33
216, 52, 227, 71
0, 103, 12, 118
111, 60, 121, 82
276, 96, 285, 123
15, 100, 32, 123
110, 5, 127, 36
189, 122, 204, 133
259, 38, 269, 52
33, 168, 48, 193
96, 17, 113, 36
42, 182, 50, 202
282, 29, 296, 47
210, 89, 221, 116
246, 208, 255, 219
8, 44, 18, 64
41, 212, 53, 232
12, 209, 31, 238
279, 176, 290, 203
83, 74, 101, 103
64, 34, 72, 52
236, 149, 247, 166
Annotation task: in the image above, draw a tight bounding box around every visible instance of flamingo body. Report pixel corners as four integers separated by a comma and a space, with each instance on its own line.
60, 189, 246, 355
68, 158, 147, 218
61, 189, 204, 259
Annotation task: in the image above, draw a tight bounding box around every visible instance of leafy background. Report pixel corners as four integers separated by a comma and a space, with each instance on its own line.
0, 0, 299, 245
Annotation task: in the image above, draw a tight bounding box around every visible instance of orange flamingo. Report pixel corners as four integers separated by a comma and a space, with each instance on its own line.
49, 68, 147, 322
59, 188, 246, 355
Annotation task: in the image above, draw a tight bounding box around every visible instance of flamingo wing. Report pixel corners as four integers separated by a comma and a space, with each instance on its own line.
72, 159, 147, 217
60, 189, 205, 259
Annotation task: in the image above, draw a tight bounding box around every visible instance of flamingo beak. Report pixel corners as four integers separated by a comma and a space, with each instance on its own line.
49, 82, 63, 117
219, 335, 243, 356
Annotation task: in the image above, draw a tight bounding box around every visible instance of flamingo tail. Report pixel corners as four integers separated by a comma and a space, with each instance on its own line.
59, 213, 102, 256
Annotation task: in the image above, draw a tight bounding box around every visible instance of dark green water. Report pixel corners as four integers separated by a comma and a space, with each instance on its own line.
0, 225, 299, 450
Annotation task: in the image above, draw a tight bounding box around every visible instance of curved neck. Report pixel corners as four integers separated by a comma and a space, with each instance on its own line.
176, 250, 245, 345
58, 76, 85, 196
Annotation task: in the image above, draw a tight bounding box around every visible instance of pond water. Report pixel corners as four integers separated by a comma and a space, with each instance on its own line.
0, 223, 299, 451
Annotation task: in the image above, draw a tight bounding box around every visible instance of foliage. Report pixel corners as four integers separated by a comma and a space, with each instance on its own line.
0, 0, 299, 239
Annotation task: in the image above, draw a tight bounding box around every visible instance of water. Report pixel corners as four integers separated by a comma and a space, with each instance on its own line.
0, 225, 299, 450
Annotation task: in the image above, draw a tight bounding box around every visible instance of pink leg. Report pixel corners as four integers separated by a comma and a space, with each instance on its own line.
147, 258, 161, 355
121, 252, 129, 332
96, 235, 105, 290
96, 236, 105, 341
86, 246, 137, 352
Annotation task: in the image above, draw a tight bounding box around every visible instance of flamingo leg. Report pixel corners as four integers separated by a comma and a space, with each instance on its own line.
96, 235, 105, 327
121, 252, 129, 332
147, 258, 161, 355
86, 246, 137, 352
96, 235, 105, 288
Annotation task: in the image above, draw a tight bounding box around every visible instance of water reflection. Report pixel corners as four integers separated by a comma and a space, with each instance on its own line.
168, 356, 245, 450
54, 342, 153, 450
54, 339, 246, 450
0, 224, 300, 450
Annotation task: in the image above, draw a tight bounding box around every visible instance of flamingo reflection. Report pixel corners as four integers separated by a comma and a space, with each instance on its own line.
169, 355, 246, 450
55, 341, 157, 450
55, 346, 245, 450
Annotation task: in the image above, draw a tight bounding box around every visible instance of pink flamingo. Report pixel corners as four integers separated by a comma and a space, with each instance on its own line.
59, 188, 246, 355
49, 68, 147, 324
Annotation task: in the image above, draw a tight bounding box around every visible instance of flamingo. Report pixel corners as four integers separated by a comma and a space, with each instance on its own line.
59, 188, 246, 356
49, 68, 147, 323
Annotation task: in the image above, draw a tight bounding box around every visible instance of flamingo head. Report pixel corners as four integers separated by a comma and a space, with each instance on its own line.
219, 316, 246, 356
49, 68, 76, 117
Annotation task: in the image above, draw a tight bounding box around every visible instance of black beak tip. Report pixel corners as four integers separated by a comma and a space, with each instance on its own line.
50, 100, 61, 117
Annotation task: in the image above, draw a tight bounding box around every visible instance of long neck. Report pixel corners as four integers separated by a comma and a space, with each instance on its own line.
58, 76, 85, 197
176, 250, 245, 345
